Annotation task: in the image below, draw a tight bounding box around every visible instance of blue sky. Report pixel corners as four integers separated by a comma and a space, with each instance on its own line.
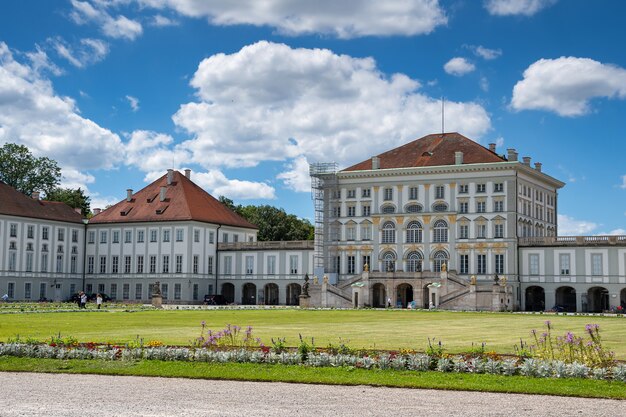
0, 0, 625, 235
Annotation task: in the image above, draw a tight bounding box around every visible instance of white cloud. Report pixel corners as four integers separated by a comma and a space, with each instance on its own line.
59, 168, 96, 191
125, 130, 191, 173
474, 45, 502, 60
70, 0, 143, 40
136, 0, 447, 38
511, 57, 626, 116
151, 14, 178, 26
193, 170, 276, 200
620, 175, 626, 189
443, 57, 475, 76
494, 136, 504, 147
484, 0, 557, 16
607, 228, 626, 236
171, 41, 491, 189
277, 156, 311, 192
0, 42, 124, 174
558, 214, 597, 236
479, 76, 489, 92
50, 37, 109, 68
90, 193, 122, 210
25, 45, 63, 76
125, 95, 140, 111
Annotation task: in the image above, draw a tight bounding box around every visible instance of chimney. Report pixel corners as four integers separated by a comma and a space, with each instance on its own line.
93, 208, 101, 215
534, 162, 542, 172
126, 189, 133, 202
523, 156, 531, 166
31, 191, 40, 200
454, 151, 463, 165
506, 148, 518, 162
167, 169, 174, 185
371, 157, 380, 170
74, 207, 82, 214
160, 186, 167, 202
488, 143, 496, 153
184, 169, 191, 179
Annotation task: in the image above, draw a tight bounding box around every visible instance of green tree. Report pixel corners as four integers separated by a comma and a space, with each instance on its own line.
0, 143, 61, 196
46, 187, 91, 217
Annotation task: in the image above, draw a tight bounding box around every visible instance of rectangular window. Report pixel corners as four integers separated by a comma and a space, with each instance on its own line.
111, 256, 119, 274
58, 229, 65, 242
100, 256, 107, 274
459, 224, 469, 239
346, 226, 356, 241
477, 224, 487, 239
384, 187, 393, 201
245, 256, 254, 274
591, 254, 603, 276
175, 255, 183, 273
494, 224, 504, 238
460, 254, 469, 274
9, 223, 17, 237
125, 230, 132, 243
209, 231, 215, 244
361, 224, 371, 240
161, 283, 168, 300
70, 255, 77, 274
224, 256, 232, 274
87, 256, 94, 274
150, 230, 157, 242
347, 206, 356, 217
476, 183, 486, 193
111, 231, 119, 243
233, 234, 239, 243
194, 230, 200, 243
193, 255, 199, 274
162, 255, 170, 273
494, 183, 504, 192
39, 283, 46, 300
476, 201, 486, 213
149, 256, 156, 273
69, 284, 76, 296
361, 188, 371, 198
193, 284, 199, 301
8, 252, 16, 271
362, 255, 371, 272
86, 284, 92, 294
174, 283, 181, 300
88, 231, 95, 244
135, 283, 142, 300
27, 225, 34, 239
71, 229, 78, 243
409, 187, 418, 200
100, 231, 107, 244
559, 254, 570, 275
163, 230, 170, 242
137, 230, 145, 243
57, 244, 64, 253
477, 254, 486, 275
290, 255, 298, 274
6, 283, 13, 299
333, 206, 341, 217
529, 254, 539, 275
347, 189, 356, 198
42, 226, 49, 240
458, 184, 468, 194
494, 200, 504, 212
222, 233, 229, 243
55, 255, 63, 273
495, 254, 504, 275
98, 283, 105, 294
267, 256, 276, 275
435, 185, 445, 199
459, 202, 468, 213
123, 284, 130, 300
26, 253, 34, 272
25, 283, 32, 299
137, 255, 144, 274
362, 205, 371, 216
208, 256, 213, 274
110, 283, 117, 300
124, 256, 131, 273
347, 256, 355, 274
41, 253, 48, 273
176, 229, 184, 242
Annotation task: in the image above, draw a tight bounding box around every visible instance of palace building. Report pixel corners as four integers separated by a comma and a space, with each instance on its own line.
1, 133, 625, 311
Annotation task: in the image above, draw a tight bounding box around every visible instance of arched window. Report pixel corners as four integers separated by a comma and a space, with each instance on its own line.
433, 250, 448, 272
381, 221, 395, 244
406, 221, 423, 243
405, 204, 423, 213
433, 220, 448, 243
382, 251, 396, 272
407, 251, 423, 272
432, 202, 448, 212
381, 205, 396, 214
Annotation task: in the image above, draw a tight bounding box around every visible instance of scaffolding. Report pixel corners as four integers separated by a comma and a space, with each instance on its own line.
309, 162, 338, 277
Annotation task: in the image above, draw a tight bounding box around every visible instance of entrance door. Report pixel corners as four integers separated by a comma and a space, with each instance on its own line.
54, 284, 62, 302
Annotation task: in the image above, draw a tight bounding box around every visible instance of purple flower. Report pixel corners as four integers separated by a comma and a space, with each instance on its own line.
565, 332, 574, 344
544, 320, 551, 329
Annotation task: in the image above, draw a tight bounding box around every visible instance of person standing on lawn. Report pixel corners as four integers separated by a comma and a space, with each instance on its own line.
80, 291, 87, 309
96, 294, 103, 310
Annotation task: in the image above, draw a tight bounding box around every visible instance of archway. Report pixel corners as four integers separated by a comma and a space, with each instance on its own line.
396, 283, 413, 308
264, 283, 279, 305
371, 283, 386, 308
587, 287, 609, 313
525, 286, 545, 311
221, 283, 234, 304
242, 283, 257, 305
555, 286, 576, 312
286, 283, 301, 306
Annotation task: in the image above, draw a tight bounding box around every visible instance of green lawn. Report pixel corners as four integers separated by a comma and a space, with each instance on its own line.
1, 308, 625, 357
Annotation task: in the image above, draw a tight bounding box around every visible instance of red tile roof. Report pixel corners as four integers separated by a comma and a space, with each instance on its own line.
342, 132, 506, 171
0, 181, 84, 224
89, 171, 258, 229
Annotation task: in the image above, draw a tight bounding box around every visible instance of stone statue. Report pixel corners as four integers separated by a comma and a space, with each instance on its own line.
470, 275, 477, 285
494, 274, 500, 284
363, 263, 369, 272
152, 281, 161, 296
323, 275, 329, 284
441, 262, 447, 272
501, 276, 507, 286
302, 274, 310, 296
313, 276, 319, 285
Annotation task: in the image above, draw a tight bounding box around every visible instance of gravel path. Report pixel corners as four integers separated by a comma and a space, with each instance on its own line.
0, 372, 624, 416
